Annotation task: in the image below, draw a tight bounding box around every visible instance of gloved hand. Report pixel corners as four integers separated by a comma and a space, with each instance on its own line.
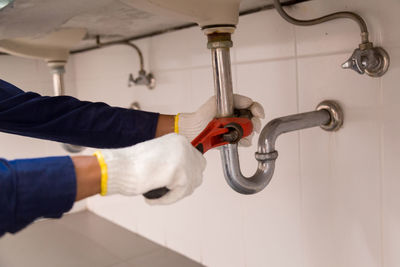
176, 94, 265, 146
95, 133, 206, 205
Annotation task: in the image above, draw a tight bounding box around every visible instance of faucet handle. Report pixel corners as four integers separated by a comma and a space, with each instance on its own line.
128, 70, 156, 89
341, 48, 366, 75
342, 45, 390, 77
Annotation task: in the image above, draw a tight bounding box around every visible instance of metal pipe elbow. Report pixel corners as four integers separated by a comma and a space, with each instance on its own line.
220, 144, 277, 194
257, 118, 285, 154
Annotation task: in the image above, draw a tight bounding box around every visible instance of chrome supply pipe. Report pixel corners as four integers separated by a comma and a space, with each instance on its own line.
207, 33, 343, 194
273, 0, 369, 44
273, 0, 390, 77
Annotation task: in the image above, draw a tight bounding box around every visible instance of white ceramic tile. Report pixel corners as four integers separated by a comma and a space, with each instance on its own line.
163, 190, 204, 262
0, 56, 41, 84
374, 0, 400, 48
236, 59, 297, 119
298, 53, 382, 267
133, 68, 192, 114
75, 76, 135, 108
149, 27, 210, 71
200, 149, 246, 267
293, 1, 366, 56
381, 47, 400, 267
236, 59, 303, 266
73, 44, 145, 83
189, 67, 215, 107
235, 10, 295, 63
189, 65, 237, 110
87, 194, 168, 247
298, 53, 380, 110
330, 0, 399, 48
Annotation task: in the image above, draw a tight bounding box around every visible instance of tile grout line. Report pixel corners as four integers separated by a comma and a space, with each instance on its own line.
378, 71, 385, 267
377, 27, 385, 267
293, 23, 306, 267
149, 49, 360, 74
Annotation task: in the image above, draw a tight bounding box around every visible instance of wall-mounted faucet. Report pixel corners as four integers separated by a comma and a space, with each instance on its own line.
273, 0, 390, 78
128, 69, 156, 89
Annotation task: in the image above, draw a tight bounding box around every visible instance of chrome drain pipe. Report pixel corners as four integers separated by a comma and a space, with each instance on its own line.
208, 33, 234, 118
222, 101, 343, 194
207, 32, 344, 194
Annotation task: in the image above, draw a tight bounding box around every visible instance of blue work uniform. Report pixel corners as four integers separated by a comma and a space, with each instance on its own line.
0, 79, 159, 236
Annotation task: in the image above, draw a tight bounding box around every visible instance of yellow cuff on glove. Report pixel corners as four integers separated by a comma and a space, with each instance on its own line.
93, 151, 108, 196
174, 114, 180, 134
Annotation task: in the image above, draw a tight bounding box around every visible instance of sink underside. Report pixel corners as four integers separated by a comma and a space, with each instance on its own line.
0, 0, 302, 50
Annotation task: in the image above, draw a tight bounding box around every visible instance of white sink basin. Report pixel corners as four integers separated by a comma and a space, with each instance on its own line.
121, 0, 241, 28
0, 28, 86, 62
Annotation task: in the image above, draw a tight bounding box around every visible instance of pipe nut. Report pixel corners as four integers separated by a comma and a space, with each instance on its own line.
255, 151, 278, 162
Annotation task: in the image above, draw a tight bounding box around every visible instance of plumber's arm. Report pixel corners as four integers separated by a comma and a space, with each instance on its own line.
0, 79, 160, 148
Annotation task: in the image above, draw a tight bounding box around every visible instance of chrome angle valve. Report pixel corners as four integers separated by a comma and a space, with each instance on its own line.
342, 42, 390, 77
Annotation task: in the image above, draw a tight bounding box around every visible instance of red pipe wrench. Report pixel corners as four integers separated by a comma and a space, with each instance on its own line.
143, 117, 253, 199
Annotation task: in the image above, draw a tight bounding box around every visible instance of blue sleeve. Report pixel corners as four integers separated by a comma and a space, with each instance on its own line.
0, 156, 76, 236
0, 80, 160, 148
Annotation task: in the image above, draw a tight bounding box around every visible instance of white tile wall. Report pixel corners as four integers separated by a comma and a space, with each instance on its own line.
382, 47, 400, 267
298, 53, 382, 267
1, 0, 397, 266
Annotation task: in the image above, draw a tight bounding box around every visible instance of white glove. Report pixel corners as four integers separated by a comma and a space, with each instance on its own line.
177, 94, 265, 147
99, 133, 206, 205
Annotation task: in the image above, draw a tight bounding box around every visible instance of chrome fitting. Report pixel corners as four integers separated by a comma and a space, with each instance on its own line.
316, 100, 344, 132
207, 32, 233, 49
255, 151, 279, 162
128, 70, 156, 90
342, 45, 390, 77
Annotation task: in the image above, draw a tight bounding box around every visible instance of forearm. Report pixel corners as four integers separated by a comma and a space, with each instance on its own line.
155, 114, 175, 137
71, 156, 101, 201
0, 80, 159, 148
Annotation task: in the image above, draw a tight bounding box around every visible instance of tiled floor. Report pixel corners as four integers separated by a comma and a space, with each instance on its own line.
0, 211, 204, 267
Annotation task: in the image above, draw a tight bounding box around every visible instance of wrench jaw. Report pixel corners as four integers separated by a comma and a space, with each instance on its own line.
143, 117, 253, 200
223, 122, 244, 144
191, 117, 253, 154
